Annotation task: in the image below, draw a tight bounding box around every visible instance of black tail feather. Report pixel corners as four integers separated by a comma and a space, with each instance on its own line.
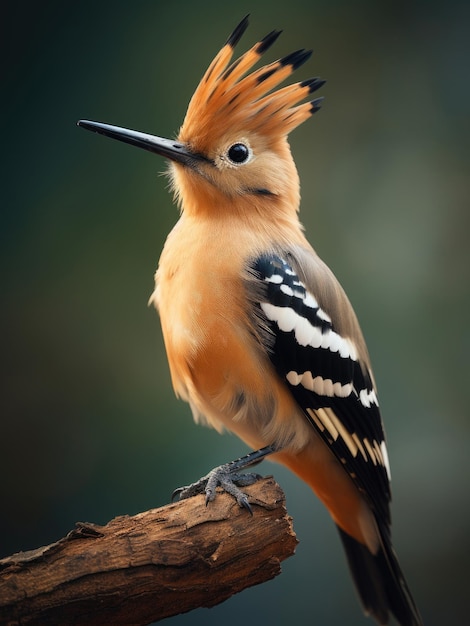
336, 525, 423, 626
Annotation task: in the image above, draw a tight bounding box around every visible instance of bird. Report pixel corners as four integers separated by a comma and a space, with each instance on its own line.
78, 15, 423, 626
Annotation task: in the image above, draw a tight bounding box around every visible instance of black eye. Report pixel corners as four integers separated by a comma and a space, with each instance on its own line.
227, 143, 250, 164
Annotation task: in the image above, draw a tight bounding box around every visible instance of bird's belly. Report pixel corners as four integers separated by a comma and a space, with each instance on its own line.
158, 279, 314, 452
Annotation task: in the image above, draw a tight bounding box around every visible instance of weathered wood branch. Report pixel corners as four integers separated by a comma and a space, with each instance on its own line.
0, 477, 297, 625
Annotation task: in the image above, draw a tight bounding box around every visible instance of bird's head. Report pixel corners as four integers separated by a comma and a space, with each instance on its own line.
78, 16, 324, 220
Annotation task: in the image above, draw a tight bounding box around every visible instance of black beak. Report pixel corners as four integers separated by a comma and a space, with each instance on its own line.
77, 120, 208, 166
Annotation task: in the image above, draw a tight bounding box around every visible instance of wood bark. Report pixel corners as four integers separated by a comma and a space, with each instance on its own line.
0, 477, 297, 625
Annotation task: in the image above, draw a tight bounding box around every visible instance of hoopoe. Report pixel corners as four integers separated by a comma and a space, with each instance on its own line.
78, 16, 422, 626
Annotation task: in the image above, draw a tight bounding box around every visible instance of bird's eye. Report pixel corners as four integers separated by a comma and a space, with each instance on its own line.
227, 143, 251, 164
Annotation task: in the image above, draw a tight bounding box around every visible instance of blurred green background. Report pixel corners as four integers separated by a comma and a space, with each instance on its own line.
2, 1, 469, 624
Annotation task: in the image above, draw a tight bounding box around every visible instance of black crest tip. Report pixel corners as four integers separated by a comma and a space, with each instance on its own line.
226, 15, 250, 49
311, 96, 325, 113
300, 77, 326, 94
280, 49, 313, 71
256, 29, 282, 55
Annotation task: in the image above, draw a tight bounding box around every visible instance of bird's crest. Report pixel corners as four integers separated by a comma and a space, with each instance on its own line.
179, 16, 324, 150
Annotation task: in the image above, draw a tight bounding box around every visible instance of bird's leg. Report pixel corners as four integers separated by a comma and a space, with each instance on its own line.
171, 444, 278, 514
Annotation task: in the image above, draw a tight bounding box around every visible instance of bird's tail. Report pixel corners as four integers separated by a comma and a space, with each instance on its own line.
336, 525, 423, 626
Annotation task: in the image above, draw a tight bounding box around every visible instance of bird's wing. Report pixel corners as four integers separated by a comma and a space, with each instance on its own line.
247, 250, 392, 525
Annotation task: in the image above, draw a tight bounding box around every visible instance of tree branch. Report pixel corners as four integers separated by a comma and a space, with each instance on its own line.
0, 477, 297, 625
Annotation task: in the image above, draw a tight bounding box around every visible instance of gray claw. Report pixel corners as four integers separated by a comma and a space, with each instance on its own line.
171, 444, 277, 510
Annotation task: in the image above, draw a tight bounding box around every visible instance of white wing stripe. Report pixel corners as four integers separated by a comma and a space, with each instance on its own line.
359, 388, 378, 408
287, 370, 353, 397
381, 440, 392, 480
260, 302, 357, 361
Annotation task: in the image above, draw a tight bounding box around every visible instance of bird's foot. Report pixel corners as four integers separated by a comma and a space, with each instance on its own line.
171, 445, 277, 514
172, 468, 262, 513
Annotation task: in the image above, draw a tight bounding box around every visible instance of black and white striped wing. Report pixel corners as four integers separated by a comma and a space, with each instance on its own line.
250, 253, 392, 524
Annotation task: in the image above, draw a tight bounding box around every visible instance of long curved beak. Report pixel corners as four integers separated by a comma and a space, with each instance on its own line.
77, 120, 208, 166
